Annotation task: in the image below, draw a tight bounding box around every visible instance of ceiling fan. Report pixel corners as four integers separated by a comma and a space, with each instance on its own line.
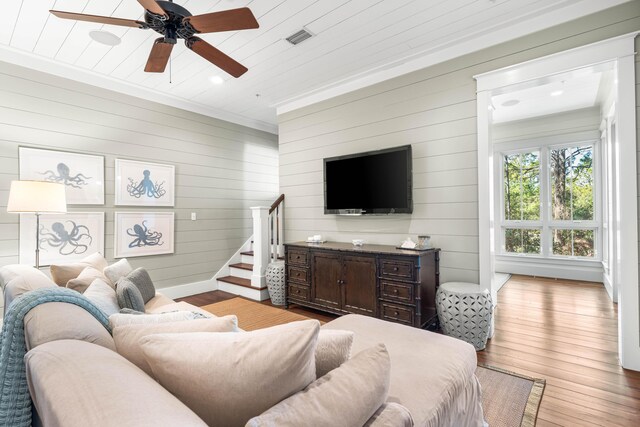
50, 0, 259, 78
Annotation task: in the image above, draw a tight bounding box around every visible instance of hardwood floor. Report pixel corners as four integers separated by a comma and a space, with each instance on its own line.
477, 275, 640, 426
178, 275, 640, 426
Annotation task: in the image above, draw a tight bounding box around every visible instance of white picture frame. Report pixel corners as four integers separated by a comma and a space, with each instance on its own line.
115, 159, 175, 206
114, 212, 174, 258
19, 147, 105, 205
19, 212, 105, 266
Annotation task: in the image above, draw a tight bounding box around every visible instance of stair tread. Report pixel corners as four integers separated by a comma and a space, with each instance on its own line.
229, 262, 253, 271
218, 275, 267, 291
241, 250, 284, 260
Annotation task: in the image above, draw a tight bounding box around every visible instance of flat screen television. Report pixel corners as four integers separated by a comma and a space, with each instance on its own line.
324, 145, 413, 215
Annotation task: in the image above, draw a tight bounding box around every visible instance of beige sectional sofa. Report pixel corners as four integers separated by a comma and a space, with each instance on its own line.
0, 264, 484, 427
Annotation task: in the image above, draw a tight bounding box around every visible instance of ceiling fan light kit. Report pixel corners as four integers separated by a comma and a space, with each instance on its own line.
50, 0, 259, 78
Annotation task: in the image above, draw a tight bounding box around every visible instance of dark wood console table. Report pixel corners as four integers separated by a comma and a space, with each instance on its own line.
285, 242, 440, 329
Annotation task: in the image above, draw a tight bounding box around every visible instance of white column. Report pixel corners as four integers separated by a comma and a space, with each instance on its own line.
250, 206, 270, 288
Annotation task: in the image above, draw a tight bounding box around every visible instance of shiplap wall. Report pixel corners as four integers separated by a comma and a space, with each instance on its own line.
277, 1, 639, 284
0, 61, 279, 290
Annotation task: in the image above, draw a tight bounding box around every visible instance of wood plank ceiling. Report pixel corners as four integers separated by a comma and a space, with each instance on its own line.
0, 1, 622, 131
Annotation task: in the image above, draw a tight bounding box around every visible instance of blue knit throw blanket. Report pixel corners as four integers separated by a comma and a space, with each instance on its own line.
0, 287, 111, 427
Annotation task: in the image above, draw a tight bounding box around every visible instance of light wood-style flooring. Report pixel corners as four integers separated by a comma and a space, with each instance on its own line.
178, 275, 640, 426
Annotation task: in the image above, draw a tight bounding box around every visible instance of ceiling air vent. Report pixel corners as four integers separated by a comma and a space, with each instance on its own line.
286, 28, 313, 45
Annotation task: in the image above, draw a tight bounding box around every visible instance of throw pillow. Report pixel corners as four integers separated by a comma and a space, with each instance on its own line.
116, 278, 146, 312
316, 329, 354, 378
113, 315, 238, 377
66, 266, 106, 294
103, 259, 133, 288
49, 252, 108, 286
123, 267, 156, 303
140, 319, 320, 427
246, 344, 391, 427
108, 311, 203, 329
83, 278, 120, 317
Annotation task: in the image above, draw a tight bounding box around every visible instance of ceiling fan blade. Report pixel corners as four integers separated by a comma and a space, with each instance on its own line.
186, 37, 248, 78
137, 0, 168, 18
185, 8, 259, 34
144, 38, 174, 73
50, 10, 146, 28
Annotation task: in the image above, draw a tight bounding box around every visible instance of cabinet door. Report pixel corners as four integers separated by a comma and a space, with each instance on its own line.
311, 252, 342, 309
342, 255, 377, 316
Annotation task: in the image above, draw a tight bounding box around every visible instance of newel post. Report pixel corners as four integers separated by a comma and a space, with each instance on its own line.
250, 206, 270, 288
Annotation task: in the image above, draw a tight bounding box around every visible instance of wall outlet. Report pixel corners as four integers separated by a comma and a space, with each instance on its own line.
191, 212, 197, 221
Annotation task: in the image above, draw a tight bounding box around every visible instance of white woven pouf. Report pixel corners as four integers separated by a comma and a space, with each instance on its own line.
436, 282, 493, 351
265, 261, 286, 306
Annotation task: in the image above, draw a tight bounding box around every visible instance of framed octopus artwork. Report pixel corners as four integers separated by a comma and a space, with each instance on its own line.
19, 212, 105, 266
113, 212, 174, 258
19, 147, 105, 205
114, 159, 175, 207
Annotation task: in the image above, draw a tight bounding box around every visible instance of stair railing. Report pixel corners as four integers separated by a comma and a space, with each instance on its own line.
249, 194, 284, 288
268, 194, 285, 262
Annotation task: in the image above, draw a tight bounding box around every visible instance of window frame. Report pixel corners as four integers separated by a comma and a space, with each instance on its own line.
497, 139, 601, 261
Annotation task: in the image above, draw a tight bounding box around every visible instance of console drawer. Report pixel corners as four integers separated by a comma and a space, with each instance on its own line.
287, 266, 309, 284
287, 250, 309, 266
288, 284, 310, 302
380, 280, 414, 304
380, 301, 414, 326
379, 259, 415, 281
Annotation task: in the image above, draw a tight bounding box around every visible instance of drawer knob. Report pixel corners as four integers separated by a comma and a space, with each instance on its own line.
296, 272, 300, 276
296, 255, 300, 259
393, 289, 398, 294
295, 289, 300, 294
394, 311, 399, 316
393, 267, 399, 271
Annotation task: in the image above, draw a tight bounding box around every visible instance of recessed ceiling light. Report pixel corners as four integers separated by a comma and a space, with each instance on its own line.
501, 99, 520, 107
89, 30, 121, 46
209, 75, 224, 85
550, 90, 563, 97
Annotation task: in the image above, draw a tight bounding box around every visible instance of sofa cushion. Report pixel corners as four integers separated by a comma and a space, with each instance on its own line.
49, 253, 108, 286
316, 329, 354, 378
103, 259, 133, 288
116, 278, 146, 312
83, 278, 119, 317
322, 314, 481, 427
66, 266, 105, 294
0, 265, 56, 311
123, 268, 155, 303
109, 310, 204, 329
25, 340, 207, 427
246, 344, 390, 427
365, 402, 414, 427
141, 320, 320, 427
113, 316, 238, 377
24, 302, 115, 352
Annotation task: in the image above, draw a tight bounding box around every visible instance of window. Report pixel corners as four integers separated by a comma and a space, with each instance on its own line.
500, 142, 598, 260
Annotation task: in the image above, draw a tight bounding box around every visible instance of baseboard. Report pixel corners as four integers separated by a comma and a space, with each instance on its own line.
158, 279, 218, 299
495, 258, 603, 282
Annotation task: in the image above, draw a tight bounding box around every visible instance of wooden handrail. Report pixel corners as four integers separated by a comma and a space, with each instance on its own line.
269, 194, 285, 214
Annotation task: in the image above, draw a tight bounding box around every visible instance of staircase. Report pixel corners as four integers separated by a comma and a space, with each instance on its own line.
214, 195, 284, 301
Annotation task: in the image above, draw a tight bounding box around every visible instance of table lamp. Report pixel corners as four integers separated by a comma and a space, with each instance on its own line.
7, 180, 67, 268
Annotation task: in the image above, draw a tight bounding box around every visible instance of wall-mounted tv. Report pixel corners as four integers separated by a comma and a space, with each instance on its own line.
324, 145, 413, 215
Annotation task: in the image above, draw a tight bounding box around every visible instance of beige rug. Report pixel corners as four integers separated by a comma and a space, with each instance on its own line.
202, 298, 544, 426
476, 365, 545, 427
201, 297, 312, 331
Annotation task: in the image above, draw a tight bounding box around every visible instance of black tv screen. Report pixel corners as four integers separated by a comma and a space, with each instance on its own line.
324, 145, 413, 215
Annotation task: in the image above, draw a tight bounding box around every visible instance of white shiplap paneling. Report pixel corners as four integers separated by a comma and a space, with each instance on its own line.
0, 59, 278, 290
277, 1, 640, 284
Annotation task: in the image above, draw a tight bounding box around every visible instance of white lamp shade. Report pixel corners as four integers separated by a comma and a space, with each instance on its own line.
7, 181, 67, 213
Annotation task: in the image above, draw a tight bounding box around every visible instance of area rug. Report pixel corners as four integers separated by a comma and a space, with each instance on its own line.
201, 297, 313, 331
476, 365, 545, 427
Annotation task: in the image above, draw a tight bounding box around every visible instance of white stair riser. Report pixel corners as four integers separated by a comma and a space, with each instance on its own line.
217, 281, 269, 301
229, 267, 252, 280
241, 254, 254, 264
